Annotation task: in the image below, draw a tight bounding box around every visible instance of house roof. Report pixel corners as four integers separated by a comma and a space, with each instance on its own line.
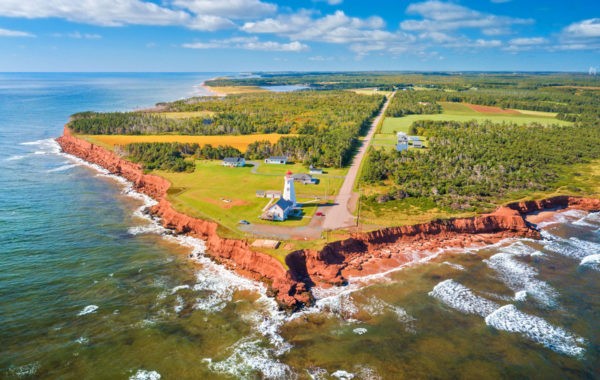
223, 157, 244, 163
271, 198, 294, 211
292, 173, 312, 181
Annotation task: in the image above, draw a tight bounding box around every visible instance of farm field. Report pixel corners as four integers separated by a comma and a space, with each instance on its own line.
372, 101, 571, 150
379, 103, 572, 134
157, 161, 347, 238
78, 133, 288, 152
349, 88, 393, 97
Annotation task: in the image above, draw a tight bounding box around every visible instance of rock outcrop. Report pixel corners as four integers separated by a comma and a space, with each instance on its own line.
57, 129, 600, 309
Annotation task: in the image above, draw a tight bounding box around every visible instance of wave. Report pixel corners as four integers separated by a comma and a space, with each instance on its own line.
129, 369, 161, 380
47, 163, 82, 173
534, 209, 589, 228
205, 338, 294, 380
20, 138, 62, 155
580, 254, 600, 271
77, 305, 99, 316
485, 305, 586, 357
484, 242, 558, 307
542, 232, 600, 261
8, 362, 40, 378
429, 279, 499, 317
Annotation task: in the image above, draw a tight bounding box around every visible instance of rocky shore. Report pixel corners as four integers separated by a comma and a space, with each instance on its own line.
56, 129, 600, 310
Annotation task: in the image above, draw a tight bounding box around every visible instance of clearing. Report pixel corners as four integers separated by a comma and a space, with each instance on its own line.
157, 161, 348, 239
78, 134, 287, 152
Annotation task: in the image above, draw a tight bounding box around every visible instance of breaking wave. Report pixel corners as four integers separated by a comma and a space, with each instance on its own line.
485, 305, 586, 357
77, 305, 99, 316
484, 243, 558, 307
429, 279, 499, 317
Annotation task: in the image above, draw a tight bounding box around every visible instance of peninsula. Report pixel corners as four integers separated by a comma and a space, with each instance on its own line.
57, 72, 600, 310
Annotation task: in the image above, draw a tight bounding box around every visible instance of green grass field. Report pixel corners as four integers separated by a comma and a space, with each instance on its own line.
157, 161, 347, 238
379, 103, 571, 134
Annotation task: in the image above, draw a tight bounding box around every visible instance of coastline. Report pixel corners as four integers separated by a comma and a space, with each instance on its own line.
56, 128, 600, 310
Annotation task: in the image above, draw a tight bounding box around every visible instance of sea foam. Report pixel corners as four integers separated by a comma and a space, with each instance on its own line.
484, 242, 557, 307
485, 305, 586, 357
77, 305, 99, 316
429, 279, 499, 317
129, 369, 161, 380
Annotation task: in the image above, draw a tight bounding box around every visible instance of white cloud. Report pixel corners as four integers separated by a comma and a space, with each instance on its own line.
172, 0, 277, 20
401, 1, 532, 35
509, 37, 547, 46
555, 19, 600, 51
183, 36, 308, 52
242, 10, 396, 45
0, 0, 190, 27
53, 31, 102, 39
0, 28, 35, 37
563, 18, 600, 39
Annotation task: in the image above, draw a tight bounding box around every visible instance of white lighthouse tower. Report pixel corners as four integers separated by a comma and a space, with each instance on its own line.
283, 171, 296, 206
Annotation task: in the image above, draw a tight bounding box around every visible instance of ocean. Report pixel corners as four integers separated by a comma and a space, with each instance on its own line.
0, 73, 598, 379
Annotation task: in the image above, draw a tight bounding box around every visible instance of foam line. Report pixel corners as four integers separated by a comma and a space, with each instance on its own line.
429, 279, 499, 317
485, 305, 586, 357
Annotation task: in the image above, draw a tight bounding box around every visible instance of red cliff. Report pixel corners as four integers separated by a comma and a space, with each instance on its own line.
56, 129, 600, 309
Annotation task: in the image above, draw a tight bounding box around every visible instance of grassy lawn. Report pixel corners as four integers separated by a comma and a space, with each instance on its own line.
78, 134, 287, 152
156, 160, 347, 238
373, 102, 571, 151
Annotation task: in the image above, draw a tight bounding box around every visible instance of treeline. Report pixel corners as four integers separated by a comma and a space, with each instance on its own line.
385, 91, 442, 117
125, 143, 241, 172
69, 91, 383, 137
206, 72, 600, 91
362, 120, 600, 211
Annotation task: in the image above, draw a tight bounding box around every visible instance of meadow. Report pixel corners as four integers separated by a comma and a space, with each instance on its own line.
78, 134, 287, 152
379, 102, 571, 134
371, 102, 571, 150
157, 161, 347, 238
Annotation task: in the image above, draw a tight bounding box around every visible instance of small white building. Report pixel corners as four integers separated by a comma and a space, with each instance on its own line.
396, 132, 409, 152
222, 157, 245, 167
309, 165, 323, 175
265, 156, 288, 164
409, 136, 423, 148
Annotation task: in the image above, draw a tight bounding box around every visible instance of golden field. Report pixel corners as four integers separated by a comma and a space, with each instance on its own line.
78, 133, 288, 152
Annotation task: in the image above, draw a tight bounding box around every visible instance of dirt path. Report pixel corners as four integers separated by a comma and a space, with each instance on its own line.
321, 91, 395, 230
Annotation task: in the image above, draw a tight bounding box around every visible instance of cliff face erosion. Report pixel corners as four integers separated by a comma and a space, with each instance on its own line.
57, 130, 600, 309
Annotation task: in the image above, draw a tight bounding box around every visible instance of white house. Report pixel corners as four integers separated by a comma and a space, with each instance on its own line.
292, 173, 318, 185
222, 157, 245, 167
265, 156, 288, 164
261, 171, 297, 221
396, 132, 409, 152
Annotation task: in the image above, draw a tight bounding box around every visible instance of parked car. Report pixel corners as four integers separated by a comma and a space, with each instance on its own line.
315, 212, 324, 217
238, 220, 250, 225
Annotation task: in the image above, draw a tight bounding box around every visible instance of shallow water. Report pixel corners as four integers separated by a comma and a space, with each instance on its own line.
1, 73, 598, 379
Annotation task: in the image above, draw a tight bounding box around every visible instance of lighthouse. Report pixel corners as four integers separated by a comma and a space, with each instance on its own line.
283, 171, 296, 206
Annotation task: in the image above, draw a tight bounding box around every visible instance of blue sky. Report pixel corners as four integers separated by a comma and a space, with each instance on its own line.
0, 0, 598, 72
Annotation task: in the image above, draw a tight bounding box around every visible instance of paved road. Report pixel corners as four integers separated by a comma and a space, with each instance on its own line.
321, 91, 395, 230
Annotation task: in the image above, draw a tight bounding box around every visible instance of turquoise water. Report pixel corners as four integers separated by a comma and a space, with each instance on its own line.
1, 73, 599, 379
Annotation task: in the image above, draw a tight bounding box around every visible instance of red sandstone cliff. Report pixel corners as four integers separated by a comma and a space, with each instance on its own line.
56, 129, 600, 308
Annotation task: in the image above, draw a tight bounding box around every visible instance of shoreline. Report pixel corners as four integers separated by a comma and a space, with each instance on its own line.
56, 128, 600, 310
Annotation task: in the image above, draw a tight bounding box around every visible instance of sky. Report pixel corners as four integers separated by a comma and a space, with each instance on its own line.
0, 0, 598, 72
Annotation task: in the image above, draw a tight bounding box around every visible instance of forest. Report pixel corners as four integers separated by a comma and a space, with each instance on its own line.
125, 143, 242, 172
69, 91, 385, 168
206, 72, 600, 91
361, 119, 600, 211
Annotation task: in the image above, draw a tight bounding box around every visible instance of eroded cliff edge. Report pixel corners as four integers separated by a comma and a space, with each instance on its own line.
56, 129, 600, 310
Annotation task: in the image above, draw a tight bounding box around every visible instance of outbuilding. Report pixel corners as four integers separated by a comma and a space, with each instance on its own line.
265, 156, 288, 164
222, 157, 245, 167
